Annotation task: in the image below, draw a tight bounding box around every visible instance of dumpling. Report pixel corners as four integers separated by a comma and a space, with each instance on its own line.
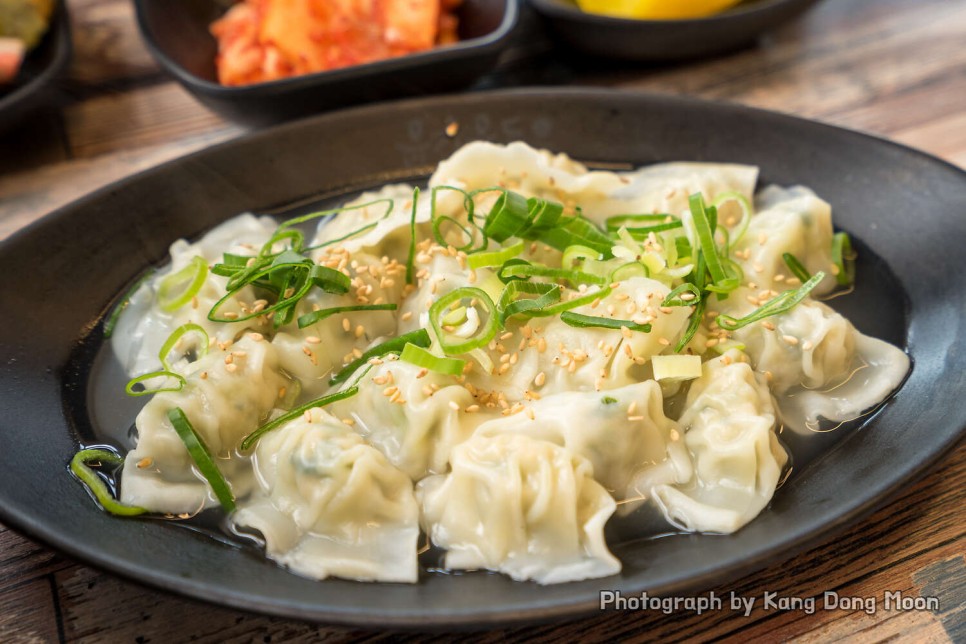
330, 359, 483, 481
731, 185, 837, 299
120, 334, 287, 514
111, 214, 277, 376
271, 251, 405, 396
232, 408, 419, 583
652, 351, 788, 534
418, 432, 620, 584
474, 380, 692, 506
732, 299, 909, 424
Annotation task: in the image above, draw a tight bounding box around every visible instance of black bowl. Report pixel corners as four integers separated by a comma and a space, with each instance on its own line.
0, 0, 72, 132
133, 0, 520, 127
529, 0, 821, 61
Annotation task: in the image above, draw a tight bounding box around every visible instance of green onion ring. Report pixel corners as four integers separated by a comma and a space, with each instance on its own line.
70, 449, 147, 517
663, 283, 703, 307
159, 323, 209, 371
158, 256, 208, 313
400, 343, 466, 376
467, 240, 525, 269
329, 329, 432, 385
782, 252, 812, 282
125, 370, 186, 397
429, 287, 499, 355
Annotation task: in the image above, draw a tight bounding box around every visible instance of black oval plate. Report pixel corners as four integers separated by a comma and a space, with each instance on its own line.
529, 0, 822, 61
0, 89, 964, 628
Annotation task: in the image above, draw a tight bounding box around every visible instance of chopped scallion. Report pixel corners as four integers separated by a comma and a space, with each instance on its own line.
166, 408, 236, 511
400, 343, 466, 376
716, 271, 825, 331
240, 387, 361, 450
70, 449, 147, 517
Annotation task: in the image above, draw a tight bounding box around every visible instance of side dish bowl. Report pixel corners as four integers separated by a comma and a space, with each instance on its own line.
132, 0, 519, 127
0, 0, 71, 132
0, 89, 963, 628
529, 0, 822, 60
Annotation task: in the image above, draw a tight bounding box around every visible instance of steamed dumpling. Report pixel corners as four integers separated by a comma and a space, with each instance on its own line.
233, 408, 419, 583
418, 432, 620, 584
653, 351, 788, 534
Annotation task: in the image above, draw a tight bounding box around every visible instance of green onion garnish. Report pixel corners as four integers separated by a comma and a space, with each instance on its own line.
400, 343, 466, 376
675, 297, 707, 353
406, 187, 420, 284
782, 252, 812, 282
831, 232, 854, 286
296, 303, 397, 329
690, 194, 738, 295
159, 323, 209, 371
712, 191, 753, 245
467, 240, 525, 270
279, 197, 395, 253
240, 387, 361, 450
610, 262, 648, 281
559, 311, 651, 333
158, 256, 208, 312
329, 329, 431, 385
601, 396, 618, 405
124, 370, 186, 397
498, 262, 608, 286
483, 190, 530, 242
166, 408, 236, 512
662, 283, 702, 307
70, 449, 147, 517
104, 269, 156, 338
604, 213, 678, 232
498, 281, 562, 323
429, 287, 499, 355
716, 271, 825, 331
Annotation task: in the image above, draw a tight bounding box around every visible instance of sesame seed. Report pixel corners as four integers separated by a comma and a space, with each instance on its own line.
342, 418, 356, 426
658, 337, 670, 346
224, 363, 238, 373
761, 321, 776, 330
628, 415, 645, 421
669, 429, 680, 441
305, 336, 321, 344
782, 335, 800, 345
401, 311, 413, 321
448, 400, 460, 411
466, 404, 480, 413
247, 332, 264, 342
621, 326, 633, 339
802, 340, 814, 351
526, 407, 535, 421
355, 325, 365, 338
136, 457, 153, 469
383, 386, 398, 397
534, 371, 547, 387
342, 318, 351, 332
627, 401, 638, 415
278, 386, 286, 399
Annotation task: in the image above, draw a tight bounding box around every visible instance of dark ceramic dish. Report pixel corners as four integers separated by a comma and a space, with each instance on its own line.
529, 0, 822, 60
0, 89, 964, 628
0, 0, 71, 131
132, 0, 519, 127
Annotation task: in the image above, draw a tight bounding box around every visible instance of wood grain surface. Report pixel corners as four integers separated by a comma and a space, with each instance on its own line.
1, 0, 964, 641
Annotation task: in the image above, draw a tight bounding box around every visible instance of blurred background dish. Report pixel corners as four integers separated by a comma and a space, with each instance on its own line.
133, 0, 519, 127
529, 0, 822, 61
0, 0, 70, 131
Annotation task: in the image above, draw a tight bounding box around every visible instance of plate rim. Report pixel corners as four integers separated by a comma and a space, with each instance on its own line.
1, 87, 964, 629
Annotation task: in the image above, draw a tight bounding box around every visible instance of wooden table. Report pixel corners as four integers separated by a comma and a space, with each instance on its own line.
1, 0, 964, 640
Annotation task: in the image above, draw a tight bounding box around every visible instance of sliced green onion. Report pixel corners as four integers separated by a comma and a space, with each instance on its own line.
166, 408, 235, 512
675, 237, 693, 262
782, 252, 812, 282
712, 191, 753, 244
158, 256, 208, 313
297, 303, 397, 329
70, 449, 147, 517
240, 387, 360, 450
430, 186, 485, 253
159, 323, 209, 371
690, 194, 738, 294
675, 297, 707, 353
560, 311, 651, 333
429, 287, 499, 355
610, 262, 648, 281
540, 216, 613, 255
406, 187, 420, 284
605, 213, 678, 232
104, 269, 156, 338
561, 245, 603, 270
523, 286, 613, 319
716, 271, 825, 331
623, 221, 684, 237
441, 305, 468, 326
125, 370, 186, 397
282, 197, 395, 253
831, 232, 855, 286
524, 197, 565, 236
467, 240, 525, 269
400, 343, 466, 376
498, 262, 608, 286
483, 190, 530, 242
601, 396, 618, 405
329, 329, 431, 385
498, 281, 561, 323
662, 283, 702, 307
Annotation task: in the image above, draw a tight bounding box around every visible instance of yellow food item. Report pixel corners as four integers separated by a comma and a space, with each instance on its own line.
0, 0, 54, 49
576, 0, 743, 20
